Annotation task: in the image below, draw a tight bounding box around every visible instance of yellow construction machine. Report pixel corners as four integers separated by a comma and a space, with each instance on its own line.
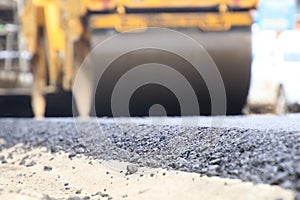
0, 0, 258, 117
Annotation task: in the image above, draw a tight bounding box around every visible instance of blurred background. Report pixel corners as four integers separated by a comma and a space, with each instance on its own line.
0, 0, 299, 118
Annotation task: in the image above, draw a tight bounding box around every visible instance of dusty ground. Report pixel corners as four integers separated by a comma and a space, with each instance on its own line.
0, 115, 300, 199
0, 144, 294, 200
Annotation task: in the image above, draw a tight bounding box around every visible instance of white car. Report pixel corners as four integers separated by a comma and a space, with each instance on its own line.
246, 25, 300, 114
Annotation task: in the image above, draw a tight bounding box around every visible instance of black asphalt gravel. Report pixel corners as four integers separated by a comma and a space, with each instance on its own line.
0, 116, 300, 198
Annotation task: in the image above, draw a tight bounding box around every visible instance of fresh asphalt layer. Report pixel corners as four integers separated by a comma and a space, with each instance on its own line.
0, 114, 300, 198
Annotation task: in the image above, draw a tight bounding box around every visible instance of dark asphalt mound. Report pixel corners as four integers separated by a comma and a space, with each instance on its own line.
0, 119, 299, 196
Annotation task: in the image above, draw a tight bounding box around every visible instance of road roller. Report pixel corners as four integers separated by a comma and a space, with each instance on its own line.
0, 0, 257, 117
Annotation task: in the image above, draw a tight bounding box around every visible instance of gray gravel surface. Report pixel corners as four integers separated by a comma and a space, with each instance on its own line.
0, 115, 300, 198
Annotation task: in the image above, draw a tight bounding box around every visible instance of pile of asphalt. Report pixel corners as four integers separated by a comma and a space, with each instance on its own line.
0, 118, 299, 198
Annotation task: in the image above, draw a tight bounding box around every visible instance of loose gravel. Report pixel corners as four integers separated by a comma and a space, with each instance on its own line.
0, 118, 299, 197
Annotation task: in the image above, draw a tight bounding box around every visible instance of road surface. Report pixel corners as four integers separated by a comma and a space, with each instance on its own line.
0, 114, 299, 199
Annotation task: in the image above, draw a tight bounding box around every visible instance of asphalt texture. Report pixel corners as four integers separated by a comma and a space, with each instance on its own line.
0, 115, 300, 198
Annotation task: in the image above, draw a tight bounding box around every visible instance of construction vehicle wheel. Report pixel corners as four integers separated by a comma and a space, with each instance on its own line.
89, 27, 251, 117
